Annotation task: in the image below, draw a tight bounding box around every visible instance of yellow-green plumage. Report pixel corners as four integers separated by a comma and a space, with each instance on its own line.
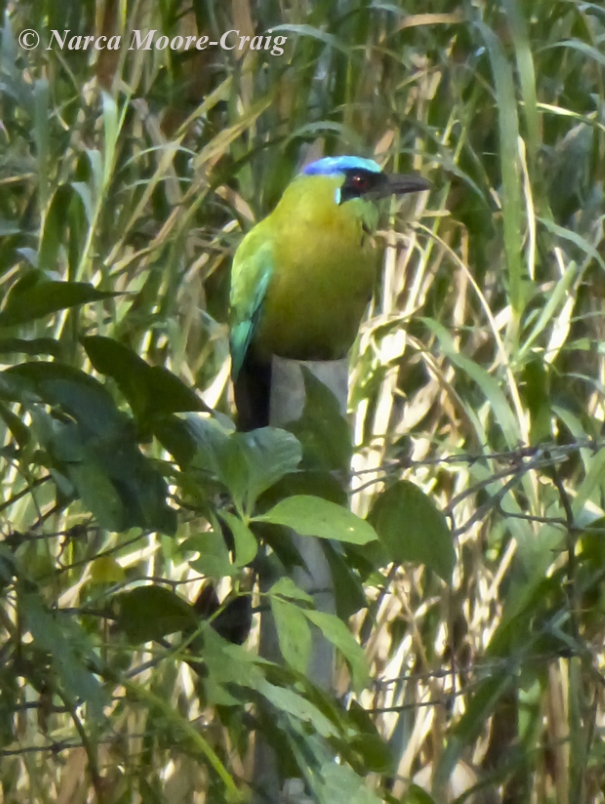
229, 156, 429, 429
231, 174, 377, 367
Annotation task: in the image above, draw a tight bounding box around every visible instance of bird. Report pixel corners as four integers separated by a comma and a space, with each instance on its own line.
229, 155, 429, 430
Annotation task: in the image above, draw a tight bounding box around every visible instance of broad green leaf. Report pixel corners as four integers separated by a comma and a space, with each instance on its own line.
255, 496, 378, 546
318, 762, 383, 804
2, 360, 175, 534
185, 418, 301, 512
323, 541, 367, 619
305, 609, 368, 692
20, 590, 107, 717
67, 459, 129, 532
198, 624, 263, 707
112, 585, 197, 644
271, 597, 311, 673
83, 336, 208, 423
0, 271, 117, 327
54, 422, 176, 535
400, 785, 438, 804
218, 510, 258, 567
368, 480, 455, 582
347, 700, 394, 773
0, 399, 30, 447
152, 414, 199, 466
188, 530, 235, 578
0, 337, 62, 357
236, 427, 303, 510
287, 367, 352, 472
269, 576, 313, 604
255, 678, 338, 738
200, 623, 263, 688
3, 362, 124, 437
186, 417, 247, 507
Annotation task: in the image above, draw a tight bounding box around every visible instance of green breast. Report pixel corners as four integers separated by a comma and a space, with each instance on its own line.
253, 176, 378, 361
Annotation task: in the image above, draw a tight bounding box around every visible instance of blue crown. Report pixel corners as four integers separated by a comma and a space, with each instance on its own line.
302, 156, 382, 176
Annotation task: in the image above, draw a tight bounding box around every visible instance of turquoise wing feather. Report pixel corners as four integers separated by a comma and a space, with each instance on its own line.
229, 236, 273, 380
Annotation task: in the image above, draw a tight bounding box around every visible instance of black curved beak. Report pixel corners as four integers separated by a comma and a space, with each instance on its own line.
378, 173, 431, 197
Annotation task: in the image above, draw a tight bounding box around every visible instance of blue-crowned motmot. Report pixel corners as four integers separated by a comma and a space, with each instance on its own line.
229, 156, 429, 430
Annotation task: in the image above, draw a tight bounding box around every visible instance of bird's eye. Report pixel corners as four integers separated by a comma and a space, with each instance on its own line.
351, 173, 369, 189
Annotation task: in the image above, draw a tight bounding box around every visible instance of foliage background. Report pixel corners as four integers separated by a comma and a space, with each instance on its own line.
1, 0, 605, 802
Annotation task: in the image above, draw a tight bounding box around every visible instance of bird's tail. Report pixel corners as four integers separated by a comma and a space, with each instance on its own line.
234, 351, 272, 431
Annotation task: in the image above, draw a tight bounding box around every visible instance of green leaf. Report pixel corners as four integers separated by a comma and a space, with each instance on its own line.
269, 576, 313, 604
2, 361, 124, 437
186, 417, 247, 508
538, 216, 605, 273
20, 591, 107, 717
287, 367, 352, 472
347, 700, 394, 773
185, 418, 302, 512
33, 79, 49, 208
0, 337, 62, 357
0, 271, 117, 327
218, 511, 258, 567
152, 414, 199, 466
185, 415, 236, 471
502, 0, 539, 163
0, 399, 30, 447
236, 427, 303, 511
318, 762, 383, 804
477, 22, 524, 315
255, 496, 378, 546
270, 23, 351, 54
67, 457, 129, 532
422, 318, 520, 448
400, 784, 438, 804
188, 530, 236, 578
270, 597, 312, 673
323, 541, 367, 619
38, 184, 74, 272
523, 357, 551, 443
112, 585, 197, 644
434, 674, 513, 792
255, 678, 338, 738
304, 609, 368, 692
200, 623, 263, 690
51, 420, 176, 535
1, 360, 175, 534
83, 336, 208, 423
263, 468, 348, 508
368, 480, 454, 582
